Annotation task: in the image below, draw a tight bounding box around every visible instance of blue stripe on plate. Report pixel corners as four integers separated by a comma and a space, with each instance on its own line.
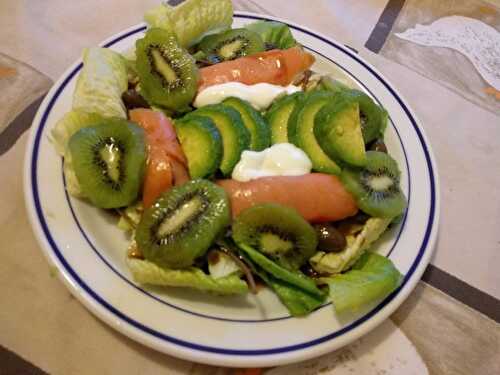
30, 16, 436, 355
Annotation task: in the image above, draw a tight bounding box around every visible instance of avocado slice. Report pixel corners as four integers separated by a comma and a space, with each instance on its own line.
288, 91, 341, 175
185, 104, 251, 175
174, 116, 223, 179
265, 92, 305, 144
223, 97, 271, 151
314, 99, 367, 167
316, 76, 351, 94
339, 89, 388, 144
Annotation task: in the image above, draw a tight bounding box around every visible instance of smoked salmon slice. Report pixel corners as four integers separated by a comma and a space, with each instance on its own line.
217, 173, 358, 223
198, 46, 315, 92
129, 109, 189, 207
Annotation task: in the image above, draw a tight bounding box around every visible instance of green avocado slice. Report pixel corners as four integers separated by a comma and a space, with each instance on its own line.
186, 104, 250, 175
265, 92, 305, 144
223, 97, 271, 151
314, 99, 367, 167
288, 91, 342, 175
174, 116, 223, 179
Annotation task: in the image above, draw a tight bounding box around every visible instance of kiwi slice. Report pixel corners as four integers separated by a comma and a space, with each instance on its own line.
232, 203, 318, 271
174, 116, 223, 179
222, 97, 270, 151
265, 92, 306, 144
340, 89, 388, 144
136, 179, 230, 269
136, 28, 198, 111
185, 104, 250, 176
198, 28, 265, 62
68, 118, 146, 209
341, 151, 406, 218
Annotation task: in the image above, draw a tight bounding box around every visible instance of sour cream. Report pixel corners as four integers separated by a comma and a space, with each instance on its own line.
193, 82, 302, 110
232, 143, 312, 182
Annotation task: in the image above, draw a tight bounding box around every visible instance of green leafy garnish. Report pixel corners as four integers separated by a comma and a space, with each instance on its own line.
253, 266, 324, 316
234, 242, 325, 316
73, 47, 128, 118
144, 0, 233, 47
127, 258, 248, 295
319, 252, 402, 315
238, 243, 323, 298
244, 20, 297, 49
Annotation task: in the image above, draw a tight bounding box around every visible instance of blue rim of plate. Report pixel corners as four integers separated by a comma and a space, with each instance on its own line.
61, 36, 412, 323
29, 14, 436, 356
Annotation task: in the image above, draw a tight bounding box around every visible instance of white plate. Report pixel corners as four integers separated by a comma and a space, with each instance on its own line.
24, 12, 439, 368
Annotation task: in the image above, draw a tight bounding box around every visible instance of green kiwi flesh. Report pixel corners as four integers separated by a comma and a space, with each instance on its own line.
199, 28, 265, 62
232, 203, 318, 271
136, 179, 230, 269
341, 151, 406, 218
68, 118, 146, 209
136, 28, 198, 111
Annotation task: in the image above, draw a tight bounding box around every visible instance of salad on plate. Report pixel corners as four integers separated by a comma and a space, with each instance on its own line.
50, 0, 406, 318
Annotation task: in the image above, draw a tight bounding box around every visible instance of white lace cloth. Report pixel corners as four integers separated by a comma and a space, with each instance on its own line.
395, 16, 500, 90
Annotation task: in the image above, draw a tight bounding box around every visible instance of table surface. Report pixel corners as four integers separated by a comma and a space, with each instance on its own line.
0, 1, 499, 374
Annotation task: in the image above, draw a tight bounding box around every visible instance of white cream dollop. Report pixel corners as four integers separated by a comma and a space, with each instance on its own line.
193, 82, 302, 110
231, 143, 312, 182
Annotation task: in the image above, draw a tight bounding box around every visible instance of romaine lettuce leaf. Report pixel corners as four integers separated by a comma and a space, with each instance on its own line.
244, 20, 297, 49
127, 258, 248, 295
56, 47, 128, 198
319, 252, 402, 315
237, 243, 323, 298
254, 266, 324, 316
117, 201, 144, 232
63, 152, 86, 198
310, 218, 392, 275
51, 110, 104, 156
73, 47, 128, 118
144, 0, 233, 47
234, 247, 324, 316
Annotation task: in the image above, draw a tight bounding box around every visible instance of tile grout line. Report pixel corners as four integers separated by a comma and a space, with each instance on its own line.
365, 0, 406, 53
0, 344, 48, 375
421, 264, 500, 323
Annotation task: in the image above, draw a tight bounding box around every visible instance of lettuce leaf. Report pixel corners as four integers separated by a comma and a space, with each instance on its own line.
63, 152, 86, 198
55, 47, 128, 198
234, 247, 324, 316
127, 258, 248, 295
244, 21, 297, 49
237, 243, 323, 298
51, 110, 104, 156
310, 218, 392, 275
73, 47, 128, 118
144, 0, 233, 47
117, 201, 144, 232
254, 266, 324, 316
319, 252, 402, 315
